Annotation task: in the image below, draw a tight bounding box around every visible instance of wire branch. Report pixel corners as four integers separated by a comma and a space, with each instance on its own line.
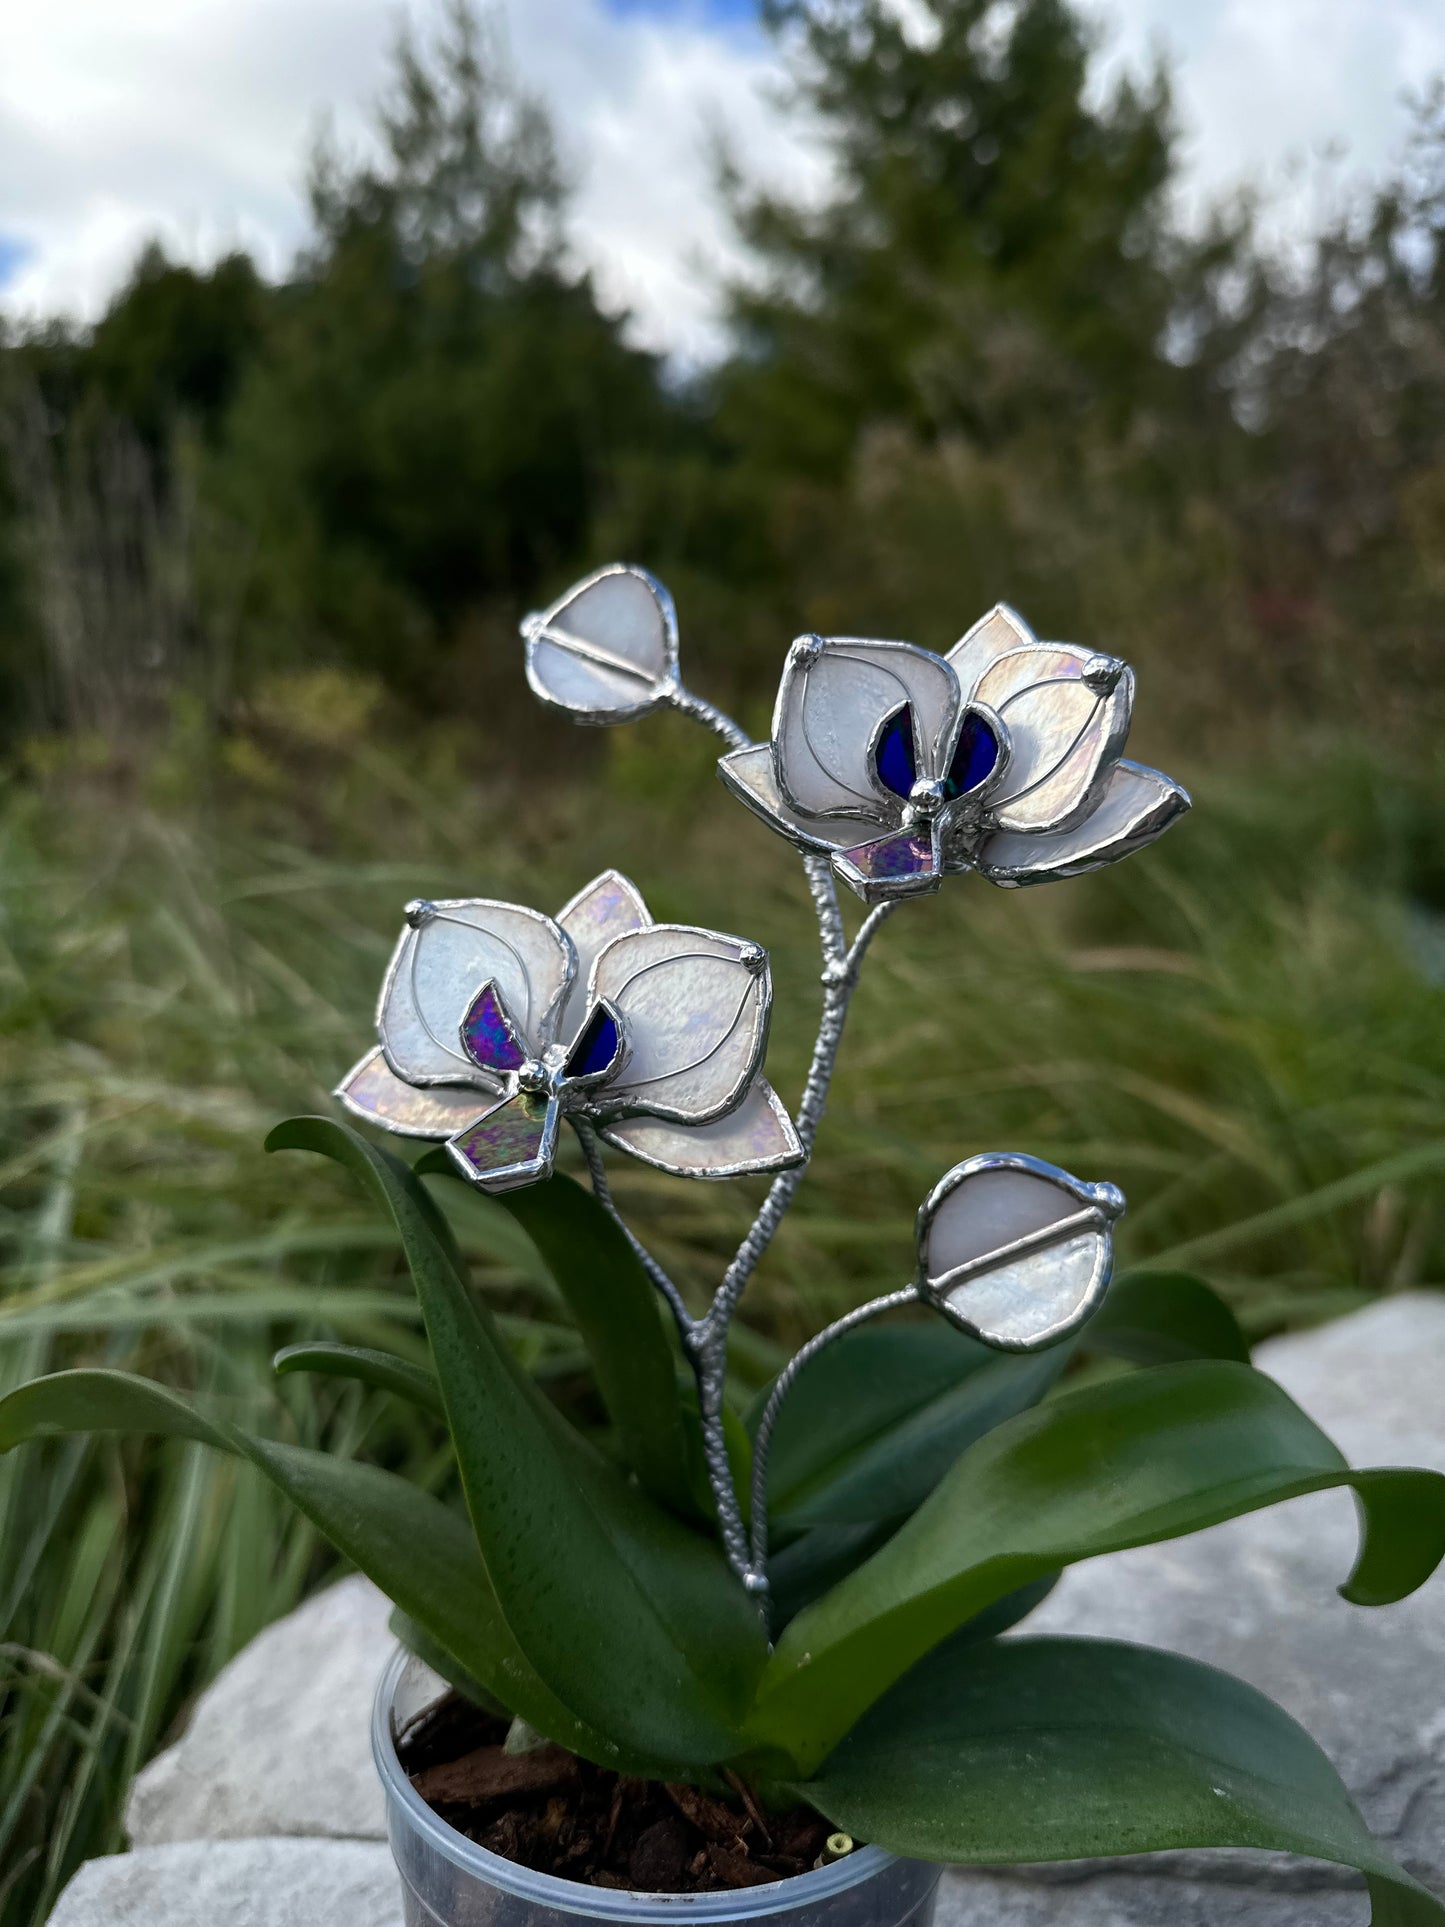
747, 1284, 920, 1588
572, 1118, 694, 1341
662, 682, 750, 752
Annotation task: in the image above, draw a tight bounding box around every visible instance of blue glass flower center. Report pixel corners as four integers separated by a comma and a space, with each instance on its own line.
944, 712, 1000, 798
874, 704, 918, 799
564, 1003, 621, 1081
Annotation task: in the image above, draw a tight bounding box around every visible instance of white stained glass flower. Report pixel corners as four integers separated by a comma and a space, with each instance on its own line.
915, 1152, 1126, 1353
522, 565, 679, 725
334, 871, 803, 1192
717, 607, 1190, 903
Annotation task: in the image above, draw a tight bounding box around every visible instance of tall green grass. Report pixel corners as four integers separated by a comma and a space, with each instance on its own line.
1, 703, 1441, 1925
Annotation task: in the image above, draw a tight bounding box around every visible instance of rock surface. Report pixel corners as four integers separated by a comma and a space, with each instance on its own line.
47, 1841, 398, 1927
46, 1291, 1445, 1926
125, 1571, 394, 1847
936, 1291, 1445, 1926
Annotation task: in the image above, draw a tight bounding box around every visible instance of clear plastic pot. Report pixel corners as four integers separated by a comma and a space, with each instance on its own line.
373, 1646, 943, 1927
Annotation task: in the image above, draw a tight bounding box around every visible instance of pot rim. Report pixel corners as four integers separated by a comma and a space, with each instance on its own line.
372, 1643, 899, 1920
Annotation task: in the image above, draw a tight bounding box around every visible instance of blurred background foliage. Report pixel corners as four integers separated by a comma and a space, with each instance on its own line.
1, 0, 1443, 1920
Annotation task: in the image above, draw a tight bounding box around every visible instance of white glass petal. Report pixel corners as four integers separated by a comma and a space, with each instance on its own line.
917, 1155, 1119, 1352
600, 1082, 803, 1179
940, 1231, 1108, 1351
334, 1048, 495, 1139
922, 1165, 1084, 1279
590, 924, 769, 1124
772, 637, 958, 818
716, 744, 861, 854
524, 566, 676, 724
377, 899, 574, 1085
946, 603, 1037, 701
555, 870, 652, 1043
977, 759, 1191, 888
526, 640, 657, 721
974, 645, 1133, 834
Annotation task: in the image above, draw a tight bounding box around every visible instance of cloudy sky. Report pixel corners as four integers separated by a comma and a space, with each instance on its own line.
3, 0, 1442, 362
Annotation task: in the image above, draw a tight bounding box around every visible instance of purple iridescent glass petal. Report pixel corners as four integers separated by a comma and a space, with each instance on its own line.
447, 1093, 557, 1190
459, 982, 528, 1075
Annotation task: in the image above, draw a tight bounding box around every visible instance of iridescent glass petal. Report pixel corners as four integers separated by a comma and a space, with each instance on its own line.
600, 1081, 803, 1179
555, 870, 651, 1041
334, 1048, 494, 1140
975, 645, 1133, 834
773, 637, 958, 818
590, 925, 768, 1124
524, 566, 677, 724
377, 900, 573, 1085
977, 759, 1190, 887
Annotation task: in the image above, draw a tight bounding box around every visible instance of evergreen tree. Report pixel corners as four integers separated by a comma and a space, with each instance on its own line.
722, 0, 1246, 477
220, 1, 668, 705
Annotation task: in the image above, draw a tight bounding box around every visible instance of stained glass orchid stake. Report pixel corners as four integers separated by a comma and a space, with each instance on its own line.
718, 605, 1190, 901
511, 564, 1188, 1597
335, 872, 801, 1192
7, 564, 1445, 1916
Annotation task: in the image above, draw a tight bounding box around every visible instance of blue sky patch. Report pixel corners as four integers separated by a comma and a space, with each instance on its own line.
0, 235, 34, 289
606, 0, 758, 24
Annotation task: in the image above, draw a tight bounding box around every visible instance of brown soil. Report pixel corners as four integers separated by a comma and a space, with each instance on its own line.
396, 1692, 838, 1893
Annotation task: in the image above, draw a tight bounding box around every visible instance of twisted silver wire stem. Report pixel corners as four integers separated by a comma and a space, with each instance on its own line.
693, 878, 898, 1589
571, 1118, 693, 1340
710, 888, 896, 1332
573, 691, 902, 1595
747, 1285, 920, 1584
663, 683, 751, 752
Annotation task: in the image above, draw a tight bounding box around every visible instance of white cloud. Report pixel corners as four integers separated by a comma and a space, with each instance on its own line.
1, 0, 1442, 359
503, 0, 826, 359
1082, 0, 1445, 246
0, 0, 823, 361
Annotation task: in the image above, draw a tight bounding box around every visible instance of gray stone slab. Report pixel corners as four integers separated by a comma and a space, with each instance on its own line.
935, 1862, 1372, 1926
126, 1572, 394, 1847
47, 1840, 399, 1927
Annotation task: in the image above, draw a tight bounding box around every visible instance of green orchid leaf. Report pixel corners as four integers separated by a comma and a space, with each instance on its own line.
0, 1367, 662, 1772
799, 1636, 1444, 1924
750, 1360, 1445, 1772
268, 1117, 764, 1766
273, 1342, 444, 1417
753, 1323, 1067, 1532
1087, 1270, 1249, 1364
485, 1171, 695, 1516
767, 1514, 1059, 1636
766, 1521, 894, 1627
746, 1323, 994, 1460
387, 1606, 507, 1715
780, 1346, 1066, 1531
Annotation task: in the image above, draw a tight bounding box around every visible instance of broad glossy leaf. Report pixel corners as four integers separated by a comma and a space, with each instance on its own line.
0, 1368, 654, 1771
484, 1172, 694, 1515
769, 1515, 1056, 1638
269, 1118, 764, 1765
799, 1636, 1444, 1925
749, 1361, 1445, 1771
1087, 1269, 1248, 1365
273, 1342, 443, 1417
778, 1345, 1066, 1530
748, 1324, 994, 1492
388, 1606, 507, 1715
